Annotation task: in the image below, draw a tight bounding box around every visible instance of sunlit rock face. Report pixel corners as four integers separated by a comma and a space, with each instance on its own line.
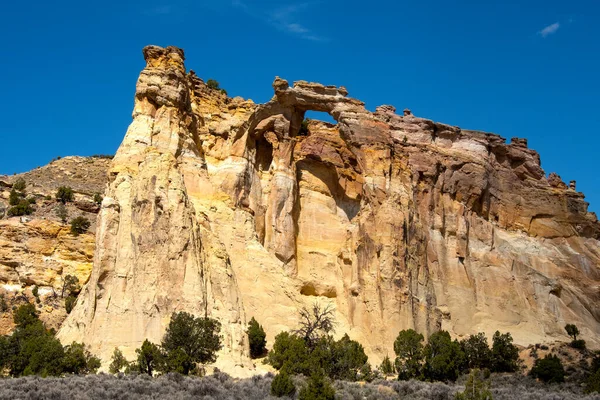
58, 45, 600, 374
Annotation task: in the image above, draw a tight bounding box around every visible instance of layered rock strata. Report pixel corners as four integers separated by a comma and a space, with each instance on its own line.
58, 45, 600, 373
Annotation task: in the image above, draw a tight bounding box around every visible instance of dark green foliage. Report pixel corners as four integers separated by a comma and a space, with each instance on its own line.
380, 354, 395, 375
109, 348, 129, 374
7, 199, 33, 217
56, 203, 68, 223
461, 332, 493, 371
56, 186, 74, 203
299, 370, 336, 400
70, 216, 91, 235
529, 354, 565, 383
220, 88, 228, 96
271, 370, 296, 397
61, 274, 80, 298
423, 330, 464, 382
394, 329, 424, 380
13, 302, 39, 328
136, 339, 163, 376
161, 311, 223, 374
32, 286, 39, 298
267, 331, 311, 375
9, 189, 22, 206
321, 334, 368, 381
454, 369, 493, 400
65, 295, 76, 314
491, 331, 520, 373
62, 342, 101, 374
93, 193, 103, 204
90, 154, 114, 159
570, 339, 586, 350
299, 118, 310, 136
27, 196, 36, 204
586, 355, 600, 393
13, 178, 26, 191
565, 324, 579, 341
247, 317, 267, 359
206, 79, 220, 90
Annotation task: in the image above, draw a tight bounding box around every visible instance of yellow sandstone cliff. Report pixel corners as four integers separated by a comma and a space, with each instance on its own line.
50, 45, 599, 374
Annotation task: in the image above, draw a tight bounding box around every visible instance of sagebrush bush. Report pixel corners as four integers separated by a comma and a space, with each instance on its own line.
56, 186, 74, 203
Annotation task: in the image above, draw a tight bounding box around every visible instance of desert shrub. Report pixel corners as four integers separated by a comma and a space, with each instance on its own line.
206, 79, 220, 90
491, 331, 520, 373
65, 295, 76, 314
13, 178, 26, 191
32, 286, 39, 298
299, 370, 335, 400
423, 330, 465, 382
394, 329, 424, 380
380, 354, 395, 375
455, 369, 493, 400
56, 186, 74, 203
61, 274, 80, 298
461, 333, 493, 371
62, 342, 101, 374
27, 196, 36, 204
135, 339, 163, 376
109, 348, 129, 374
160, 311, 222, 375
247, 317, 267, 358
70, 216, 90, 235
90, 154, 114, 159
93, 193, 103, 205
7, 199, 33, 216
530, 354, 565, 383
319, 334, 368, 381
271, 370, 296, 397
9, 189, 22, 206
587, 369, 600, 393
55, 203, 68, 223
267, 331, 311, 375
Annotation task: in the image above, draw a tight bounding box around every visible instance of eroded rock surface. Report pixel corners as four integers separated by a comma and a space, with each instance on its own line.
58, 45, 600, 373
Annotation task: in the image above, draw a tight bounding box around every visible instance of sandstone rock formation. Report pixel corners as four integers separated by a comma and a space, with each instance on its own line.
0, 157, 108, 333
58, 45, 600, 373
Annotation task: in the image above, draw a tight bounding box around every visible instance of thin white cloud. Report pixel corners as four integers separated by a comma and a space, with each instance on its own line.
233, 1, 327, 41
539, 22, 560, 38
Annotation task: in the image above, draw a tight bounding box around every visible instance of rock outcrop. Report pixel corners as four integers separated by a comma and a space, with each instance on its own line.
58, 45, 600, 373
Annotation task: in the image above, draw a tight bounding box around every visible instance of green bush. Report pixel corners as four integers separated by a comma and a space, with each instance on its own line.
61, 274, 80, 298
62, 342, 101, 374
160, 311, 223, 375
461, 332, 493, 371
571, 339, 586, 350
70, 216, 91, 235
206, 79, 220, 90
271, 370, 296, 397
9, 189, 23, 206
247, 317, 267, 359
423, 330, 464, 382
13, 178, 26, 191
32, 286, 39, 298
93, 193, 103, 205
109, 348, 129, 374
454, 369, 493, 400
65, 295, 76, 314
298, 370, 335, 400
135, 339, 163, 376
0, 294, 8, 312
394, 329, 424, 380
7, 199, 33, 217
529, 354, 565, 383
56, 186, 74, 203
267, 331, 311, 375
379, 354, 395, 375
299, 119, 310, 136
491, 331, 520, 373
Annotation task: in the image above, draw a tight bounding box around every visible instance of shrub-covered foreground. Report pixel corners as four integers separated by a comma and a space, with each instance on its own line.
0, 372, 599, 400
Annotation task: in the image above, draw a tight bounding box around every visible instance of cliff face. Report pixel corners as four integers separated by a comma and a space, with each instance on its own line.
0, 157, 108, 333
58, 46, 600, 373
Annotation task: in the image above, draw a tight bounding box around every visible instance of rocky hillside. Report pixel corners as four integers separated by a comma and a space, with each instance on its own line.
4, 45, 595, 376
0, 157, 109, 334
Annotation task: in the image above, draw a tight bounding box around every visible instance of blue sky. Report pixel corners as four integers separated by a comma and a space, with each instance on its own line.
1, 0, 598, 212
